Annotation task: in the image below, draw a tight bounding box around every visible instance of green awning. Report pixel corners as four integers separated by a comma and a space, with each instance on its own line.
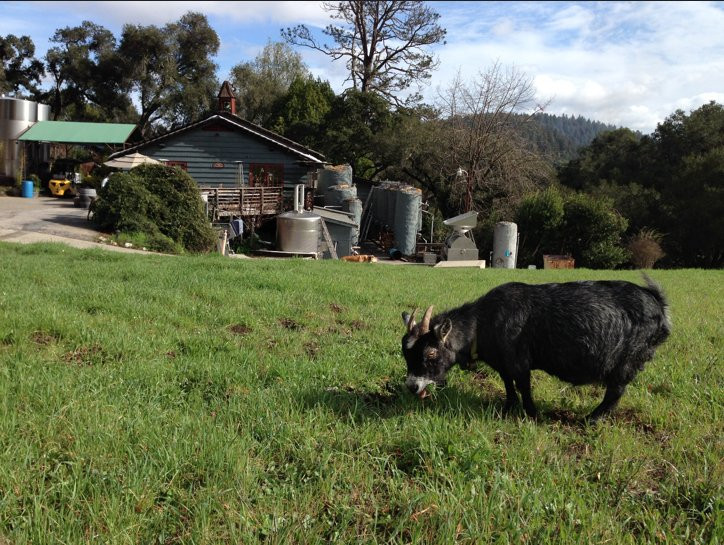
18, 121, 136, 144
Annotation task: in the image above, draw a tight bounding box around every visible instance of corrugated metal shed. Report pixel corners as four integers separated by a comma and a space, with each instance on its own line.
314, 206, 358, 258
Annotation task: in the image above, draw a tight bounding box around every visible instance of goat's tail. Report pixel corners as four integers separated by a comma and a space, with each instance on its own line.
642, 273, 672, 333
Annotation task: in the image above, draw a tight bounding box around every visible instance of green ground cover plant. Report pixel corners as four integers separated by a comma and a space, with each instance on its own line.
0, 242, 721, 544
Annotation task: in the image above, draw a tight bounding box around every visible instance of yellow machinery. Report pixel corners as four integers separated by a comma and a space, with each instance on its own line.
49, 176, 77, 197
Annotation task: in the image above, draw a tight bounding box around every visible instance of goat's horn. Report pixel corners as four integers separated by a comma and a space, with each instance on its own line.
421, 306, 434, 334
407, 307, 418, 332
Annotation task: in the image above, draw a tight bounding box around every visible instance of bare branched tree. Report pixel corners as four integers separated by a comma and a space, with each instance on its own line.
282, 1, 446, 106
432, 62, 552, 217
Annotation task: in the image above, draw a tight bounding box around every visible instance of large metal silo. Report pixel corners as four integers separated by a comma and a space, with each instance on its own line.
0, 96, 49, 178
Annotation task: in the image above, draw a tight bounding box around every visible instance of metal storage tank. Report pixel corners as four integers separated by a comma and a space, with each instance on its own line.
317, 164, 352, 194
276, 184, 321, 254
386, 182, 400, 230
372, 184, 388, 227
324, 183, 357, 207
393, 186, 422, 256
0, 96, 48, 178
343, 197, 363, 245
492, 221, 518, 268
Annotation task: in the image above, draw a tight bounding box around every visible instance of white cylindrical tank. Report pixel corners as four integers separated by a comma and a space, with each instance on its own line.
493, 221, 518, 268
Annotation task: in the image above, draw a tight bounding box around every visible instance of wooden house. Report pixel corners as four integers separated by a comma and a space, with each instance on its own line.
106, 82, 327, 223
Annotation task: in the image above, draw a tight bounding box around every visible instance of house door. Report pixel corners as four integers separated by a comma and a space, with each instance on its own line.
249, 163, 283, 187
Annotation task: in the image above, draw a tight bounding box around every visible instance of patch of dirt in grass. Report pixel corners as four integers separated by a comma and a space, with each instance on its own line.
165, 350, 177, 359
648, 382, 673, 396
564, 439, 592, 460
304, 341, 320, 359
614, 408, 670, 444
346, 319, 367, 330
324, 324, 352, 336
31, 330, 60, 345
331, 318, 367, 333
470, 371, 504, 398
62, 345, 104, 366
387, 439, 427, 476
329, 303, 345, 313
228, 323, 252, 336
545, 408, 581, 426
327, 380, 399, 407
279, 318, 301, 330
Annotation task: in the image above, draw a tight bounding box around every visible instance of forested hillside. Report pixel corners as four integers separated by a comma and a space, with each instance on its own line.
517, 113, 621, 163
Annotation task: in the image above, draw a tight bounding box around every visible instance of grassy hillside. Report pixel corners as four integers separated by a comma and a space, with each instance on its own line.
0, 243, 721, 544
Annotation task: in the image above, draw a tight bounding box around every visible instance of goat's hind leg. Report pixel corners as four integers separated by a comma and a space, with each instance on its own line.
587, 383, 627, 422
515, 372, 537, 418
499, 371, 520, 414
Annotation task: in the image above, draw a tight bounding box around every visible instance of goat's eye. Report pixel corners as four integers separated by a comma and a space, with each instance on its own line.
424, 348, 439, 361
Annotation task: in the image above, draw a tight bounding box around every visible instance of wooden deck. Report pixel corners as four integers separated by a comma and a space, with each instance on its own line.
202, 186, 284, 220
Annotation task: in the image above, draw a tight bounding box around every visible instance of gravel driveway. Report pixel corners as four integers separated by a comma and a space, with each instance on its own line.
0, 195, 151, 253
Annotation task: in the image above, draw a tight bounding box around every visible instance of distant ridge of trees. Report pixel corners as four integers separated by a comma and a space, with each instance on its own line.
517, 113, 625, 163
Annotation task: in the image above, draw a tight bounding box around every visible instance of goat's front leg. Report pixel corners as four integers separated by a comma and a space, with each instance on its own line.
587, 383, 626, 422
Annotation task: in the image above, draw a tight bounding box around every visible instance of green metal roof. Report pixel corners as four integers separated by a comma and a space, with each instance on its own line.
18, 121, 136, 144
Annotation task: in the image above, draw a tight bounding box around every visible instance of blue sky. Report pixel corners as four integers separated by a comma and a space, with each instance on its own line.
2, 1, 723, 133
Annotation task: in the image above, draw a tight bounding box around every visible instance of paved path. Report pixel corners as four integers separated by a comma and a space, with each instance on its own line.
0, 195, 152, 254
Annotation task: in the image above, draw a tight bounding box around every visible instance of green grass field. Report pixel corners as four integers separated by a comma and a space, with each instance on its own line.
0, 242, 721, 544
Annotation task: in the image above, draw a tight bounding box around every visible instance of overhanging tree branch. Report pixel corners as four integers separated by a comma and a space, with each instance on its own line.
282, 0, 445, 107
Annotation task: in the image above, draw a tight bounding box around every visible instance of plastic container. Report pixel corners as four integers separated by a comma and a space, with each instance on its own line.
21, 180, 34, 198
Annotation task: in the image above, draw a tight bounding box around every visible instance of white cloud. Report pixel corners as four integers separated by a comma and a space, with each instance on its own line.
3, 1, 723, 133
429, 1, 724, 133
39, 1, 330, 27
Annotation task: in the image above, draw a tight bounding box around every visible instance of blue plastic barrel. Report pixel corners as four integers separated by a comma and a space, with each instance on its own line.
21, 180, 34, 198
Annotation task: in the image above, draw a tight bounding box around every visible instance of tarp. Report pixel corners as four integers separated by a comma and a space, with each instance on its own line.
103, 152, 160, 169
18, 121, 136, 144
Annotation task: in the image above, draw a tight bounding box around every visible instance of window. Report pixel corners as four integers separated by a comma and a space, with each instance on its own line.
166, 161, 188, 171
249, 163, 283, 187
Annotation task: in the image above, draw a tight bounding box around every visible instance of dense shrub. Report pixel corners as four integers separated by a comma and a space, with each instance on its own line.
516, 186, 629, 269
516, 187, 565, 266
91, 164, 216, 253
560, 192, 629, 269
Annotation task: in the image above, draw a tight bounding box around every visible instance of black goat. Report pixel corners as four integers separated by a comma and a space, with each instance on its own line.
401, 275, 671, 421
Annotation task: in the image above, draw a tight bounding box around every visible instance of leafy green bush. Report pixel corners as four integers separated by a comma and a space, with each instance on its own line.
91, 164, 216, 253
516, 187, 565, 266
516, 186, 629, 269
560, 192, 629, 269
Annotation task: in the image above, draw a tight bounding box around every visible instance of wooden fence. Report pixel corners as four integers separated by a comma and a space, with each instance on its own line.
202, 186, 284, 220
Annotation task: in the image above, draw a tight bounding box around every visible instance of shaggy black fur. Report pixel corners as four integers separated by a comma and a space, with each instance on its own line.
401, 275, 671, 421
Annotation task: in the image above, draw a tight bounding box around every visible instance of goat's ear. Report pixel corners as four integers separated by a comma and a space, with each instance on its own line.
402, 309, 417, 331
435, 318, 453, 344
